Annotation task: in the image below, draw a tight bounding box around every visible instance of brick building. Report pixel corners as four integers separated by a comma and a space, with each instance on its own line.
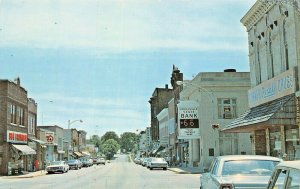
0, 78, 36, 175
149, 85, 173, 148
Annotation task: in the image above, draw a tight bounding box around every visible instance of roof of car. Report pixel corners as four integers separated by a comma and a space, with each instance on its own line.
216, 155, 282, 162
276, 160, 300, 170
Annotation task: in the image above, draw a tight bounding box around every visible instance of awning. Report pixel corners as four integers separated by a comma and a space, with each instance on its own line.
223, 94, 296, 133
29, 138, 46, 145
81, 151, 90, 156
57, 150, 65, 154
152, 146, 165, 155
74, 151, 83, 157
12, 144, 36, 155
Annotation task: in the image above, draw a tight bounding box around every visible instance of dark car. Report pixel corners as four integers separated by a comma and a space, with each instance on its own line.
80, 158, 93, 167
67, 159, 82, 170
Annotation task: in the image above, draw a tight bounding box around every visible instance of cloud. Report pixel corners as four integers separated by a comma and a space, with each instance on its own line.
0, 0, 255, 52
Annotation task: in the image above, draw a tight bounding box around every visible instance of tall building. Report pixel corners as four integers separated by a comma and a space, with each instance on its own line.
0, 78, 36, 175
149, 85, 173, 146
224, 1, 300, 160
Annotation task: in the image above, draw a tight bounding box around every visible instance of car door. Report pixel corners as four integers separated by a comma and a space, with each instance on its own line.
266, 168, 287, 189
201, 158, 219, 189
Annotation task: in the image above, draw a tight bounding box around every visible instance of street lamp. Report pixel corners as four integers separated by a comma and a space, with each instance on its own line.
68, 119, 83, 129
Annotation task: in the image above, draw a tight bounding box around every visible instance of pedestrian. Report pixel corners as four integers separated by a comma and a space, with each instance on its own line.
34, 159, 39, 171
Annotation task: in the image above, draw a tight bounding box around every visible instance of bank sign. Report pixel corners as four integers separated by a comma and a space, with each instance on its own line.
177, 101, 200, 139
248, 69, 296, 108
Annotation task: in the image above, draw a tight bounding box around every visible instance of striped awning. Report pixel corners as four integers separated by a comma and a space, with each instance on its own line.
12, 144, 36, 155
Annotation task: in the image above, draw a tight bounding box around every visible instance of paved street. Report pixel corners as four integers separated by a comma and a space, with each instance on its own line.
0, 154, 200, 189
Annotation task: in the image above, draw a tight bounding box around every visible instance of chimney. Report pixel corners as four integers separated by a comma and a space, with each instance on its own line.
224, 69, 236, 72
14, 77, 20, 86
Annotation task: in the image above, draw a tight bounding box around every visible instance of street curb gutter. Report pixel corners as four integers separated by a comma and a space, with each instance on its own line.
167, 168, 200, 174
2, 171, 47, 179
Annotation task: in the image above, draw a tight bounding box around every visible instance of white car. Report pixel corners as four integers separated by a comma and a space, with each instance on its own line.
148, 158, 168, 170
46, 161, 69, 174
200, 155, 282, 189
266, 160, 300, 189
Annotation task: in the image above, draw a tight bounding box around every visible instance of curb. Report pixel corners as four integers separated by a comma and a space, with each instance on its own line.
2, 171, 47, 179
168, 168, 201, 174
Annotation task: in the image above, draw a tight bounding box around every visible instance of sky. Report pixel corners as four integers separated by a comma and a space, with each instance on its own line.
0, 0, 257, 138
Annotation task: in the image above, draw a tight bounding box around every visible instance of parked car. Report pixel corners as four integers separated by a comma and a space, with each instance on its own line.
99, 157, 106, 165
67, 159, 82, 170
200, 155, 282, 189
80, 158, 93, 167
46, 161, 69, 174
134, 157, 141, 164
92, 158, 101, 165
142, 157, 149, 167
266, 160, 300, 189
148, 157, 168, 170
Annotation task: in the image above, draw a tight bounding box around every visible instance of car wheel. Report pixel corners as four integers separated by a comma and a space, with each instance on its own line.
75, 166, 78, 170
163, 168, 167, 170
150, 167, 153, 170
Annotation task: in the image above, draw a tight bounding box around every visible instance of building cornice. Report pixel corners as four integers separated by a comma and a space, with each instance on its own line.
241, 1, 275, 31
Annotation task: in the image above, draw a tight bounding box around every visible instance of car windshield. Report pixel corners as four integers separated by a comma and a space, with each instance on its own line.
222, 160, 280, 176
67, 160, 76, 163
152, 158, 166, 162
50, 161, 63, 165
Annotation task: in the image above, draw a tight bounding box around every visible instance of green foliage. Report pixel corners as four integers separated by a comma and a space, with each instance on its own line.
87, 135, 101, 148
102, 139, 120, 160
120, 132, 138, 152
101, 131, 120, 144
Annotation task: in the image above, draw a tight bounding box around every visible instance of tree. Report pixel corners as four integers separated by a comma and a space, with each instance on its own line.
120, 132, 138, 152
101, 139, 120, 160
87, 135, 101, 149
101, 131, 120, 144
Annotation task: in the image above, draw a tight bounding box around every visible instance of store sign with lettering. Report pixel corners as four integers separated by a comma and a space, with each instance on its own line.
177, 101, 200, 139
7, 131, 28, 144
45, 132, 54, 144
248, 68, 296, 108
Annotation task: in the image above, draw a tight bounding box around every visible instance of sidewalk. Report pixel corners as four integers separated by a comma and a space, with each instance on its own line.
168, 165, 202, 174
1, 170, 46, 179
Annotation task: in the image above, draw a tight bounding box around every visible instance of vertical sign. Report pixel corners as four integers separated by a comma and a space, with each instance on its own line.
45, 132, 54, 144
177, 101, 200, 139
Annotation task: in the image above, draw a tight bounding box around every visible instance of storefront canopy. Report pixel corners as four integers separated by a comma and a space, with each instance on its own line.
74, 151, 83, 157
12, 144, 36, 155
223, 94, 296, 133
81, 151, 91, 156
29, 138, 46, 145
57, 150, 65, 154
151, 146, 165, 155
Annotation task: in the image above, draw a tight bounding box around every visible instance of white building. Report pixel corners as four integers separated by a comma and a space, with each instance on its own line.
224, 1, 300, 160
179, 70, 252, 170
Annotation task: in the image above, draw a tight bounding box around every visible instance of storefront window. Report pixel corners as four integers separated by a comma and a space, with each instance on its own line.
285, 128, 299, 160
270, 130, 281, 158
